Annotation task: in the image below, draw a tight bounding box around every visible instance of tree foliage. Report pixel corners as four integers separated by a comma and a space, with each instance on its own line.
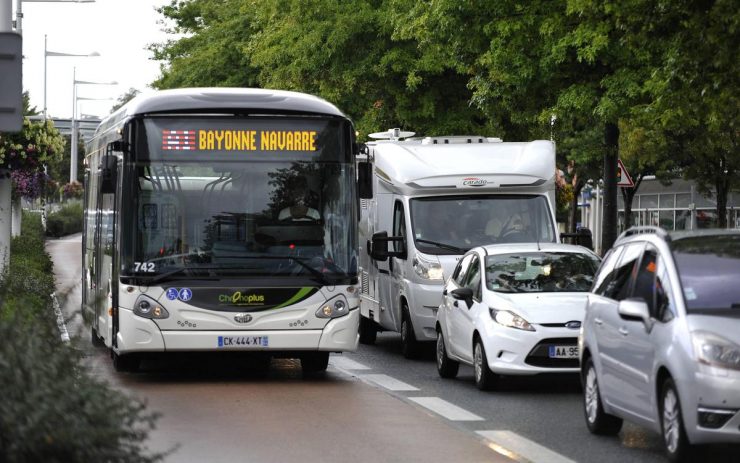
150, 0, 739, 230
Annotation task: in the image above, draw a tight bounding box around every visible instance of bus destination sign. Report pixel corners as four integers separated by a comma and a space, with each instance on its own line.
162, 129, 317, 152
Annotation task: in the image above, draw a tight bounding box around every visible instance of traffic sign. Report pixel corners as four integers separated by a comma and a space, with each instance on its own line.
0, 33, 22, 132
617, 158, 634, 187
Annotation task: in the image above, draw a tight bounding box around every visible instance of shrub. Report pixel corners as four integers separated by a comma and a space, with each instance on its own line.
0, 211, 55, 325
46, 202, 83, 238
0, 211, 165, 462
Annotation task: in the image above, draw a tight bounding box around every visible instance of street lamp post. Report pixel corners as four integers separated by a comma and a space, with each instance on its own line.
43, 34, 98, 118
70, 66, 115, 182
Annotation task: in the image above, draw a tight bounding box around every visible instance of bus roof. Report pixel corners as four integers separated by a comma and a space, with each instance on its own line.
92, 88, 347, 140
118, 88, 346, 118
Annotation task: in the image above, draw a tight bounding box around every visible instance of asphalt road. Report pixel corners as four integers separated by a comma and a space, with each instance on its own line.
47, 234, 738, 463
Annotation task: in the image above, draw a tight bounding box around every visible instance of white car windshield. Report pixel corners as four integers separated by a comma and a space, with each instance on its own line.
485, 252, 600, 293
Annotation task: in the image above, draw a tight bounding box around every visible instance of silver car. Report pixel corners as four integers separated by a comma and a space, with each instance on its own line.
579, 227, 740, 462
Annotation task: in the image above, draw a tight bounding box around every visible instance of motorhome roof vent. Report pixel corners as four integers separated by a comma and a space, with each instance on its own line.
420, 136, 496, 145
368, 128, 415, 141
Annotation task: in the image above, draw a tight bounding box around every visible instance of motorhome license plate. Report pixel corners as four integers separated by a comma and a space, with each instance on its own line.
217, 336, 269, 348
548, 345, 578, 358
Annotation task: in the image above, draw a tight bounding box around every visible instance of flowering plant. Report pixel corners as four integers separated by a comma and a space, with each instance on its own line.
11, 170, 49, 200
0, 118, 65, 172
62, 181, 84, 199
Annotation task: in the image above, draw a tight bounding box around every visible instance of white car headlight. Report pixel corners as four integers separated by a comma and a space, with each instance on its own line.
692, 331, 740, 371
490, 308, 535, 331
413, 256, 444, 281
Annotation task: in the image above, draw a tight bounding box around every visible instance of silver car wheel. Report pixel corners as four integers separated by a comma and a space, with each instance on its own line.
474, 343, 483, 383
663, 388, 680, 453
585, 366, 599, 424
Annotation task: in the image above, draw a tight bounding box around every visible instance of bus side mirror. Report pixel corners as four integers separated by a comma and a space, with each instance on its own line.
100, 153, 117, 194
358, 161, 373, 199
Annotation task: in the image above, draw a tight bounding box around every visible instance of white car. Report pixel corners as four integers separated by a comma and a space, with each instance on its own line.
436, 243, 601, 390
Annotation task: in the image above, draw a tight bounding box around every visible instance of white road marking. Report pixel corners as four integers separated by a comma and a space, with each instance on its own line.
476, 430, 576, 463
409, 397, 484, 421
329, 356, 371, 370
361, 374, 419, 391
51, 292, 70, 343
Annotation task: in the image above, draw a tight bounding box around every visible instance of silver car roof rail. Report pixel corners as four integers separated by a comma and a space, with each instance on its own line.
617, 226, 671, 243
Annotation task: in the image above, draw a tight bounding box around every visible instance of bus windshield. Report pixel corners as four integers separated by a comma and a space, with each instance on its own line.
410, 195, 555, 255
121, 116, 357, 284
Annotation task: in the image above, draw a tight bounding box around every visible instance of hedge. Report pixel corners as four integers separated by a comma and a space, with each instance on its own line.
0, 211, 165, 462
46, 201, 83, 238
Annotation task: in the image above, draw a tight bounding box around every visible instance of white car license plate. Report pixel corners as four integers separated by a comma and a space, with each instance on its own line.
217, 336, 269, 348
548, 345, 578, 358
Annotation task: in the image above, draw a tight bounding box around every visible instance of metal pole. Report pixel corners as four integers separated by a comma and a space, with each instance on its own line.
70, 67, 78, 182
0, 0, 13, 273
43, 34, 47, 118
14, 0, 21, 33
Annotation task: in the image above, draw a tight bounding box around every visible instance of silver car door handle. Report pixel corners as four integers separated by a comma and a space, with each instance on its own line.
618, 327, 629, 336
594, 318, 604, 326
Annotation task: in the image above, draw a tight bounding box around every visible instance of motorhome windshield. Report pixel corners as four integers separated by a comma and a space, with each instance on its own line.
410, 195, 555, 255
120, 116, 357, 285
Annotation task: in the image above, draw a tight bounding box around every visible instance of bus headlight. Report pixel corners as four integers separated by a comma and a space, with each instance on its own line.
413, 256, 444, 281
316, 298, 350, 319
133, 295, 170, 319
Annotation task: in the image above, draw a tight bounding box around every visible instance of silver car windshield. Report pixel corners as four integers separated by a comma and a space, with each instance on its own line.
672, 235, 740, 313
485, 252, 600, 293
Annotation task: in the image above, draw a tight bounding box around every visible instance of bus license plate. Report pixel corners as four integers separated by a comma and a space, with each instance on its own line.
218, 336, 269, 348
548, 345, 578, 358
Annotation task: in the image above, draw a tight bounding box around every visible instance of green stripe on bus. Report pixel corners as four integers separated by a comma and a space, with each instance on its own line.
273, 287, 315, 309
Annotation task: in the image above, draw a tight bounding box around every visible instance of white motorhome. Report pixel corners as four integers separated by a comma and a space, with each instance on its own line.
357, 129, 562, 357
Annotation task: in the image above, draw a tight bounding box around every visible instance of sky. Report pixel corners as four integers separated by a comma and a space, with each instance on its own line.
16, 0, 174, 119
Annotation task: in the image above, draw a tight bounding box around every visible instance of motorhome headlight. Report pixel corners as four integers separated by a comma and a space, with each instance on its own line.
489, 308, 535, 331
316, 298, 350, 319
133, 295, 170, 319
413, 256, 444, 281
692, 331, 740, 371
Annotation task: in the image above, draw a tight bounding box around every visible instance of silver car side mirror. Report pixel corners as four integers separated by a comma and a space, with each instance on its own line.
618, 298, 654, 332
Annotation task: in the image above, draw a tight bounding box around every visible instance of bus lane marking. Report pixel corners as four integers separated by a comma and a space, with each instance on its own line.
329, 356, 371, 371
409, 397, 484, 421
476, 430, 576, 463
360, 374, 419, 391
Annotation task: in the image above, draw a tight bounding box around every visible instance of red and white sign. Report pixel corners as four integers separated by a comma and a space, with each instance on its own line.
617, 158, 634, 187
162, 130, 195, 150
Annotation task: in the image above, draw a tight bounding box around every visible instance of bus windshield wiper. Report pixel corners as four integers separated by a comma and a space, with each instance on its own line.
415, 239, 468, 253
262, 255, 343, 285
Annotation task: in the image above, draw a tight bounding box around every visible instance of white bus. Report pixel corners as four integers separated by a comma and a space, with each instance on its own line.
83, 88, 361, 373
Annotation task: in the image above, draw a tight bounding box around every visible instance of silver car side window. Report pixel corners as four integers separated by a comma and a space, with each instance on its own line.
593, 246, 624, 296
605, 242, 644, 301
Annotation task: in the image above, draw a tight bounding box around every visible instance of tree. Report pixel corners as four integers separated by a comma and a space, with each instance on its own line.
638, 0, 739, 228
151, 0, 492, 138
110, 88, 141, 113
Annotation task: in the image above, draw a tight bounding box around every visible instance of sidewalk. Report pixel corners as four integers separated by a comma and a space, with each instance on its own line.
45, 233, 84, 338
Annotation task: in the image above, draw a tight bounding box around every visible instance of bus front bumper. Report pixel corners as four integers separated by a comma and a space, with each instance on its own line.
116, 308, 359, 353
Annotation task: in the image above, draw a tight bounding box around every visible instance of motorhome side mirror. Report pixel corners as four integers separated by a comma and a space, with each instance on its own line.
450, 287, 474, 308
358, 162, 373, 199
100, 153, 117, 194
369, 231, 389, 261
576, 227, 593, 250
